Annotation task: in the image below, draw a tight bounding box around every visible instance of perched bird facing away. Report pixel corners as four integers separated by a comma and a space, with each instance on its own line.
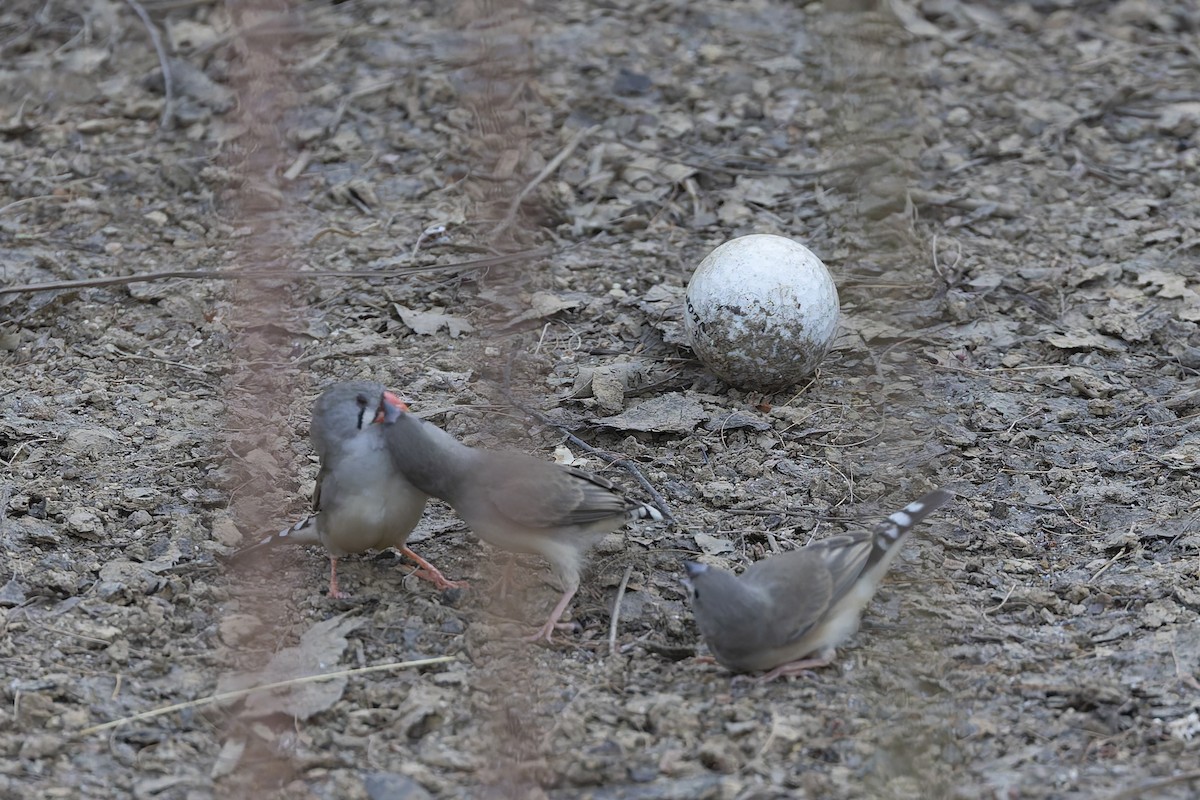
373, 390, 663, 641
236, 381, 462, 598
684, 489, 953, 682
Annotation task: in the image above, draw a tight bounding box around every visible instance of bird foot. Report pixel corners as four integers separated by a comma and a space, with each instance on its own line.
523, 620, 579, 643
400, 547, 468, 591
754, 654, 834, 683
411, 566, 470, 591
523, 588, 580, 643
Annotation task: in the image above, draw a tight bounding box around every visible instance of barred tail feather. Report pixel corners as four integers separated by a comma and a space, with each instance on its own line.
234, 515, 321, 557
630, 503, 664, 523
871, 489, 953, 556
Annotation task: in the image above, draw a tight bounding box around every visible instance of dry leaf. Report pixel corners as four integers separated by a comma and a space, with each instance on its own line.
1045, 332, 1125, 353
216, 613, 364, 720
694, 532, 735, 556
209, 738, 246, 780
504, 291, 581, 327
595, 392, 706, 434
394, 304, 475, 338
552, 445, 585, 467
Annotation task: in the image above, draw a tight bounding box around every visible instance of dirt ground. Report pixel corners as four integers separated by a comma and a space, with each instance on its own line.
3, 0, 1200, 797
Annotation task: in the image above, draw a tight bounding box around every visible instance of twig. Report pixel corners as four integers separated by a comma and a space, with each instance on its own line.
77, 655, 456, 736
0, 247, 554, 296
111, 346, 216, 375
490, 126, 595, 238
608, 565, 634, 657
984, 584, 1016, 614
0, 194, 69, 218
1106, 771, 1200, 800
1089, 546, 1129, 583
618, 139, 890, 180
123, 0, 175, 131
907, 188, 1021, 219
308, 221, 380, 245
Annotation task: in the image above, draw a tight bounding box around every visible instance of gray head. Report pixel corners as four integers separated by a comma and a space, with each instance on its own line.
684, 560, 779, 669
310, 380, 386, 459
683, 561, 757, 620
681, 561, 707, 597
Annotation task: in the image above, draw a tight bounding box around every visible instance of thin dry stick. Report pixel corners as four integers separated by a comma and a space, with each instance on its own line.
619, 138, 890, 179
0, 248, 554, 296
122, 0, 175, 130
984, 584, 1016, 614
1089, 546, 1130, 583
0, 194, 68, 218
77, 655, 456, 736
907, 188, 1020, 218
608, 565, 634, 656
1106, 771, 1200, 800
489, 126, 596, 238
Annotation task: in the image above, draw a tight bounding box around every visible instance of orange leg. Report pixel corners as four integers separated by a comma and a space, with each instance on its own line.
327, 557, 351, 599
524, 587, 579, 643
754, 651, 835, 683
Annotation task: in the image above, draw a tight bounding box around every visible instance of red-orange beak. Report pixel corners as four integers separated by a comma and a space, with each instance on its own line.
374, 390, 409, 424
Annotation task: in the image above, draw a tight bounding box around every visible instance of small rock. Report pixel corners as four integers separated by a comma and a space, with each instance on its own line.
594, 532, 625, 555
946, 107, 972, 126
591, 366, 627, 415
363, 773, 433, 800
0, 578, 27, 607
66, 508, 103, 538
121, 487, 160, 509
19, 734, 62, 759
211, 514, 244, 547
697, 739, 739, 774
219, 613, 264, 646
106, 639, 130, 664
439, 587, 467, 608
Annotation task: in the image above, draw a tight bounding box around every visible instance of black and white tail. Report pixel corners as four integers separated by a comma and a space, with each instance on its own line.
629, 503, 664, 524
870, 489, 953, 560
233, 514, 321, 557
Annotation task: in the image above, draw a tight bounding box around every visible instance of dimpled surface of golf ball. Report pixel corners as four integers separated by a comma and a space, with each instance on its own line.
684, 234, 840, 391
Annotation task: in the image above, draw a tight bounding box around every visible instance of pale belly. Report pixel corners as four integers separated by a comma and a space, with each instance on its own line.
320, 475, 428, 556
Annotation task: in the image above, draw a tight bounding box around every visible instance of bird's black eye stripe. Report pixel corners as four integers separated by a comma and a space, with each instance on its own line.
355, 394, 370, 429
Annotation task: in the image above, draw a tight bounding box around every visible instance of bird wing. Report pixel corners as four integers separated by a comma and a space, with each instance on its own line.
311, 463, 327, 513
740, 546, 845, 645
480, 454, 632, 530
804, 531, 876, 607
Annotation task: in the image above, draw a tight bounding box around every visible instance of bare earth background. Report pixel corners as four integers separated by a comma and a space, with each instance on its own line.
2, 0, 1200, 798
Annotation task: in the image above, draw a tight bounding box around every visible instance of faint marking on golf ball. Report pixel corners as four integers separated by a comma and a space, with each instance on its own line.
684, 234, 840, 391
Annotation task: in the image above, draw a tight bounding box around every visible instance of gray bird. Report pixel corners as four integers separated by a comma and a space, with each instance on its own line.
238, 381, 462, 597
373, 389, 663, 641
684, 489, 952, 681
